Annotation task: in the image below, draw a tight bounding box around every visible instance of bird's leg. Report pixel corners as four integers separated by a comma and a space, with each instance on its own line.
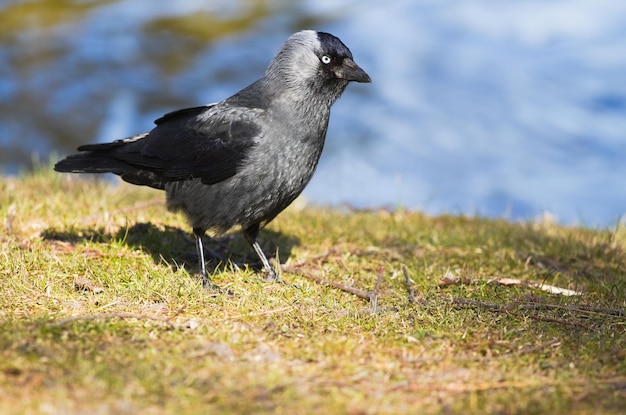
194, 229, 207, 277
193, 228, 219, 290
243, 224, 279, 282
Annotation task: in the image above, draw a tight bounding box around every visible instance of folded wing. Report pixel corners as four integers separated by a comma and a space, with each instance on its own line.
54, 104, 261, 190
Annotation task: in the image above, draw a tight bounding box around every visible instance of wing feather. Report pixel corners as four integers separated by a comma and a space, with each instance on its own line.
54, 104, 263, 188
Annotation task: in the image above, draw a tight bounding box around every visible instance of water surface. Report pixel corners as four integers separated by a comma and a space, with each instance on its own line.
2, 0, 625, 226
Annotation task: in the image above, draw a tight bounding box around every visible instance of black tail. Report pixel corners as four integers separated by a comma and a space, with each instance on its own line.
53, 153, 132, 175
53, 133, 167, 189
54, 132, 148, 173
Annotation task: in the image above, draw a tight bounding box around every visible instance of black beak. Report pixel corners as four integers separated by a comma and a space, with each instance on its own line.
335, 57, 371, 83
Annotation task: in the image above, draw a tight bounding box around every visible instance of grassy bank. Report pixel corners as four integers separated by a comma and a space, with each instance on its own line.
1, 168, 625, 414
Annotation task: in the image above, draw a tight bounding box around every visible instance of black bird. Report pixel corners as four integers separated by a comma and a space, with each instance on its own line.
54, 30, 371, 286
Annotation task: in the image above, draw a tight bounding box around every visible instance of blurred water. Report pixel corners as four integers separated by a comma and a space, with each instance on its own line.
1, 0, 625, 226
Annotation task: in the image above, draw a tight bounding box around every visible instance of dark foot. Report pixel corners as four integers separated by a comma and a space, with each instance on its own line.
262, 267, 302, 289
198, 273, 234, 295
201, 276, 221, 291
263, 266, 280, 282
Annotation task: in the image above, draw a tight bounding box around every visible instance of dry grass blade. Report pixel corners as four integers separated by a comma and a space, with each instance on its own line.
1, 170, 625, 415
489, 277, 583, 296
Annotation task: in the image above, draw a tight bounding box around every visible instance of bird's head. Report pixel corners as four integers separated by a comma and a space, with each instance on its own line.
265, 30, 371, 106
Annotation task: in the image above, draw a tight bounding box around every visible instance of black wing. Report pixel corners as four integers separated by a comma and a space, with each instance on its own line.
55, 104, 262, 189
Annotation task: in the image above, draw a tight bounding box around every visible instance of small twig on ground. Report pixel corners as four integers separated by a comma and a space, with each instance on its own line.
520, 313, 593, 330
563, 304, 625, 317
493, 300, 625, 318
285, 249, 382, 301
511, 302, 625, 317
449, 297, 594, 331
374, 267, 384, 293
488, 277, 582, 296
402, 265, 416, 304
369, 267, 385, 311
299, 272, 371, 300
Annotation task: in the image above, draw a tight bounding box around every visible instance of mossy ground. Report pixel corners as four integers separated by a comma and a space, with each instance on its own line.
1, 167, 625, 414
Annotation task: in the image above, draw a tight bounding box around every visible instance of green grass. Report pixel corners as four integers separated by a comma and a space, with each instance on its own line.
1, 167, 625, 414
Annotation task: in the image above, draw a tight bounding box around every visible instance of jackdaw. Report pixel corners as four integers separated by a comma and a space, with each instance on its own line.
54, 30, 371, 285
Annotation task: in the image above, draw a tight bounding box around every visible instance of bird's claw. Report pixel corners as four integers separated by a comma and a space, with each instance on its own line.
200, 273, 234, 295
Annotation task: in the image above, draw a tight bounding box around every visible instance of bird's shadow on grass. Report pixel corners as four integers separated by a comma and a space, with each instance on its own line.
42, 223, 299, 278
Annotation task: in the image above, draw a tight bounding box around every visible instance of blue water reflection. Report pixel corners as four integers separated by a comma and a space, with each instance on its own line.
1, 0, 625, 226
